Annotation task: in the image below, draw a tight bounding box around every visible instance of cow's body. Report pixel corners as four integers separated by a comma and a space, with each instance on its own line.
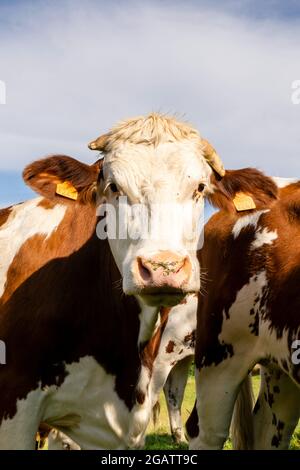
187, 175, 300, 450
0, 196, 198, 449
0, 198, 143, 449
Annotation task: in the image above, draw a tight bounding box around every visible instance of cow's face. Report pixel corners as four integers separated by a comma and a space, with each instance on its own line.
96, 140, 210, 307
23, 115, 225, 308
89, 115, 225, 307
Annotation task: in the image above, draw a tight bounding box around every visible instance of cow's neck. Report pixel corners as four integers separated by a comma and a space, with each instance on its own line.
137, 299, 160, 347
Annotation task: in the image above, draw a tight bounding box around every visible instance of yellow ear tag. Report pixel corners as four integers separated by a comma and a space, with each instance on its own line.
233, 192, 256, 212
56, 181, 78, 201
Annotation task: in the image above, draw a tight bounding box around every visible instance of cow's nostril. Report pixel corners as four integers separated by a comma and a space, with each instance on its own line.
137, 257, 152, 282
135, 252, 192, 289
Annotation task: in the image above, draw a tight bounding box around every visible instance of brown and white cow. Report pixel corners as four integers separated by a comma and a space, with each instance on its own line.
45, 301, 197, 450
186, 171, 300, 450
0, 113, 222, 449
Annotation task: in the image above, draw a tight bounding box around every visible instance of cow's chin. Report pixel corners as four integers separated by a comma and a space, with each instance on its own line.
141, 294, 185, 307
138, 288, 187, 307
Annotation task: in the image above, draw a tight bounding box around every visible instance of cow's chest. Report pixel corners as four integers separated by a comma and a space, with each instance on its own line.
43, 356, 132, 449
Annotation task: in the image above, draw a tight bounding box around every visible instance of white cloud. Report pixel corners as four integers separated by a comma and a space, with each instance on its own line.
0, 0, 299, 176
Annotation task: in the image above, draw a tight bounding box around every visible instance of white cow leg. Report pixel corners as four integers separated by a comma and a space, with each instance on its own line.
0, 388, 45, 450
190, 358, 251, 450
0, 408, 40, 450
253, 365, 300, 449
163, 356, 192, 443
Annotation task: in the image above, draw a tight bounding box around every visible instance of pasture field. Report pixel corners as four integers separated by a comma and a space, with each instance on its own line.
145, 375, 300, 450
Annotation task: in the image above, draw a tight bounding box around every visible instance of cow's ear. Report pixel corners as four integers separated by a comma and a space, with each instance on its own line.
208, 168, 278, 212
23, 155, 103, 204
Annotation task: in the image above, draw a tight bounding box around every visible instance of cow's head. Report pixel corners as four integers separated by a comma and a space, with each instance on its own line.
23, 114, 225, 308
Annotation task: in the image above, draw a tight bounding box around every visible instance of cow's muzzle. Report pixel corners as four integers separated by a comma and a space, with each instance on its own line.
133, 251, 192, 306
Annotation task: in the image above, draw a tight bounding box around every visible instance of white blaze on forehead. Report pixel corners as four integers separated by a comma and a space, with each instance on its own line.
0, 198, 67, 298
251, 227, 278, 250
232, 210, 269, 239
104, 140, 211, 204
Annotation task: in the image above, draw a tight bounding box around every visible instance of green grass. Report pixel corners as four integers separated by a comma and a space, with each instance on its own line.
145, 377, 194, 450
144, 375, 300, 450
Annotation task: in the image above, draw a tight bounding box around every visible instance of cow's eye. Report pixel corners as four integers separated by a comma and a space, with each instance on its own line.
198, 183, 206, 193
109, 183, 119, 193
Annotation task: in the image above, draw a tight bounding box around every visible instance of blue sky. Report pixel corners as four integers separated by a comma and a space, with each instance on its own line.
0, 0, 300, 207
1, 1, 300, 20
0, 172, 34, 208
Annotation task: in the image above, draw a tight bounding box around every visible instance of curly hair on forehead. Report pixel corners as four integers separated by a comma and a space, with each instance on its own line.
89, 113, 225, 178
90, 113, 201, 152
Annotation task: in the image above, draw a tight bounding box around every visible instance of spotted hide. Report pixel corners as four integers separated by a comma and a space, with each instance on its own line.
187, 172, 300, 450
